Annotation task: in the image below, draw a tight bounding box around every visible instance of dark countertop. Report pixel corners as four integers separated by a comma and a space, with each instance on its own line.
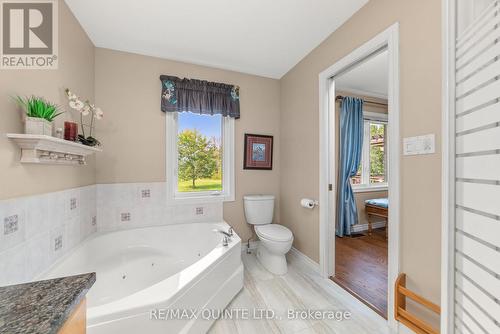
0, 273, 96, 334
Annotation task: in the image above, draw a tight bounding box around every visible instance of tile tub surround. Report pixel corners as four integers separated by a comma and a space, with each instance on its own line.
0, 185, 97, 287
0, 272, 95, 334
209, 252, 389, 334
96, 182, 223, 232
0, 182, 223, 287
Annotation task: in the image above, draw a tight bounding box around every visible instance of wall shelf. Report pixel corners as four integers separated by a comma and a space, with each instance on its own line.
7, 134, 101, 165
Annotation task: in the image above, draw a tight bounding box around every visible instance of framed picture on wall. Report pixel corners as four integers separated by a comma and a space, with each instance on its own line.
244, 134, 273, 170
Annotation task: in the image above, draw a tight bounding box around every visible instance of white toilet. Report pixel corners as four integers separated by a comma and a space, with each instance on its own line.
244, 195, 293, 275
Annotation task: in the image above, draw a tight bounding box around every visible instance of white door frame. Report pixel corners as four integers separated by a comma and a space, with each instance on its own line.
318, 22, 400, 329
441, 0, 455, 333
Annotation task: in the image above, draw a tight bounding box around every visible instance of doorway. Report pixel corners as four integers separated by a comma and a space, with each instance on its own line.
318, 23, 400, 329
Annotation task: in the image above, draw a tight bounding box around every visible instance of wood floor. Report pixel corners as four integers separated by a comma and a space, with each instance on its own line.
210, 252, 390, 334
332, 228, 388, 319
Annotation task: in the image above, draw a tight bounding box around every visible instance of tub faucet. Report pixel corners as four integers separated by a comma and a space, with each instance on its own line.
213, 228, 232, 246
214, 228, 233, 238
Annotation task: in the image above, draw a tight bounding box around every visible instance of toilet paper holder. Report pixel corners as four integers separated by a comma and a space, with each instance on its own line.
300, 198, 319, 209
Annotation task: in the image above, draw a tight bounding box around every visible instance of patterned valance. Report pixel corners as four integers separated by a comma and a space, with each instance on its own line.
160, 75, 240, 119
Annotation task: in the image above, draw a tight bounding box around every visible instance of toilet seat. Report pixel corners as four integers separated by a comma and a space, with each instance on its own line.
255, 224, 292, 242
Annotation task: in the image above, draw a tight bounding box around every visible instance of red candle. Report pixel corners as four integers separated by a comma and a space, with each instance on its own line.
64, 122, 78, 141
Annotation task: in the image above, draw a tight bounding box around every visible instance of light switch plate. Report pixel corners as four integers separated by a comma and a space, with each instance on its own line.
403, 134, 435, 156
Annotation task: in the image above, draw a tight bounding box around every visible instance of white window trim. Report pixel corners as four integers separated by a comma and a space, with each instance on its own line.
166, 112, 235, 205
352, 111, 388, 193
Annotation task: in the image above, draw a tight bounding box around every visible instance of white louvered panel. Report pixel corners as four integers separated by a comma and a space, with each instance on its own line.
456, 273, 500, 320
456, 21, 500, 68
455, 320, 473, 334
456, 6, 500, 58
456, 40, 500, 82
456, 208, 500, 248
456, 58, 500, 97
455, 126, 500, 154
455, 232, 500, 275
456, 155, 500, 180
457, 0, 499, 46
454, 2, 500, 332
455, 253, 500, 300
456, 182, 500, 216
456, 79, 500, 113
456, 102, 500, 132
455, 303, 488, 334
455, 289, 499, 333
455, 321, 473, 334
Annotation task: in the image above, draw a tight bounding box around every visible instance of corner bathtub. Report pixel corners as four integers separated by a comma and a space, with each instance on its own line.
40, 222, 243, 334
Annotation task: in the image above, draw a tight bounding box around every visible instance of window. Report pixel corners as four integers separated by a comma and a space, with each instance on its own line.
166, 112, 234, 203
351, 112, 388, 191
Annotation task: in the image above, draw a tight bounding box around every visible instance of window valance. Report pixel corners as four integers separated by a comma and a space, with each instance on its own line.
160, 75, 240, 119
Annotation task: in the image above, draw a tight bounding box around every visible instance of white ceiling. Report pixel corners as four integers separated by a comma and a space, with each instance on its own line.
65, 0, 368, 79
335, 50, 388, 99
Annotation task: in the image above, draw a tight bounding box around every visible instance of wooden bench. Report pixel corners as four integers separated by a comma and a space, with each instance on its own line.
365, 203, 388, 237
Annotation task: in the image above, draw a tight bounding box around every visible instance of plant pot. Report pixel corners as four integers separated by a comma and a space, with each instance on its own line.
24, 117, 53, 136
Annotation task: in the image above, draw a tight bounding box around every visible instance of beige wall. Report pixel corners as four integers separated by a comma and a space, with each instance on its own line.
280, 0, 442, 309
94, 48, 281, 242
0, 0, 95, 200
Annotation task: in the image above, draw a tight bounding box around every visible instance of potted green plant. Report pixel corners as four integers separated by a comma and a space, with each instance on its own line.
14, 96, 63, 136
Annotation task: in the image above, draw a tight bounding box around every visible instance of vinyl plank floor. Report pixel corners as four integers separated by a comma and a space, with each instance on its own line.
209, 251, 389, 334
332, 228, 388, 318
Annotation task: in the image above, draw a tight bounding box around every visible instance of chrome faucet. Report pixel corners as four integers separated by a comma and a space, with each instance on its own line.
213, 227, 234, 246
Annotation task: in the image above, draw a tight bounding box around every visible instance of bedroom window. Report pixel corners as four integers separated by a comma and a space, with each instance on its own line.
351, 112, 388, 192
166, 112, 235, 203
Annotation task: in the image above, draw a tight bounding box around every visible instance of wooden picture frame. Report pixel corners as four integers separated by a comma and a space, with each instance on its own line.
243, 134, 273, 170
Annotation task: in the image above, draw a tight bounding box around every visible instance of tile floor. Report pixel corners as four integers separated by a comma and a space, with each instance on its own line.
209, 251, 391, 334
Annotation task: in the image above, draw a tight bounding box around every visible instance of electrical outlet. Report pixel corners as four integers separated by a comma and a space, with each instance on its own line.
196, 207, 204, 215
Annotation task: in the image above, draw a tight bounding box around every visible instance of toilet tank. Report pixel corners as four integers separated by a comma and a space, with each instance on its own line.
243, 195, 275, 225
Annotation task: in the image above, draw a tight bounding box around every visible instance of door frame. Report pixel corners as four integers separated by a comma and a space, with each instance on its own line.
318, 22, 400, 329
441, 0, 455, 333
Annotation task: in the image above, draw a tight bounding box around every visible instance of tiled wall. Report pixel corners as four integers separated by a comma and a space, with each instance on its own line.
97, 182, 223, 232
0, 185, 97, 286
0, 182, 222, 286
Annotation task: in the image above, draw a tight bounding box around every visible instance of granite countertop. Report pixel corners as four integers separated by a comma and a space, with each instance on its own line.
0, 273, 96, 334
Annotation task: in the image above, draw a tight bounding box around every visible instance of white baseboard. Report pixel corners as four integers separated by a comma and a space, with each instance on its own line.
287, 247, 320, 274
351, 221, 387, 233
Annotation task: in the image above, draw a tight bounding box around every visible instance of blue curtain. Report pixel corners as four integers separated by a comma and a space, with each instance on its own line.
336, 97, 364, 237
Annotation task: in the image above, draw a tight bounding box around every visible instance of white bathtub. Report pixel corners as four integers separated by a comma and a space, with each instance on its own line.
40, 222, 243, 334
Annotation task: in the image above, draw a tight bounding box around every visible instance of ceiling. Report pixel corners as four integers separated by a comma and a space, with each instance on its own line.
335, 50, 389, 99
65, 0, 368, 79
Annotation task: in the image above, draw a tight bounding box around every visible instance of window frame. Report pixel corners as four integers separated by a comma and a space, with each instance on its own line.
166, 112, 235, 204
352, 111, 389, 193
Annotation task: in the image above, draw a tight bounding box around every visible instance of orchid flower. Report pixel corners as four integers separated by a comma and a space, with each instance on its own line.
65, 88, 104, 143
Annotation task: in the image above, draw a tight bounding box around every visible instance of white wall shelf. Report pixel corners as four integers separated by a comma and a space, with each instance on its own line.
7, 134, 101, 165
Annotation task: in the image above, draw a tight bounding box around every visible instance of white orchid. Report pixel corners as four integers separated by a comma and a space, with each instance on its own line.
94, 107, 104, 120
81, 105, 90, 116
69, 99, 84, 111
64, 88, 104, 146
